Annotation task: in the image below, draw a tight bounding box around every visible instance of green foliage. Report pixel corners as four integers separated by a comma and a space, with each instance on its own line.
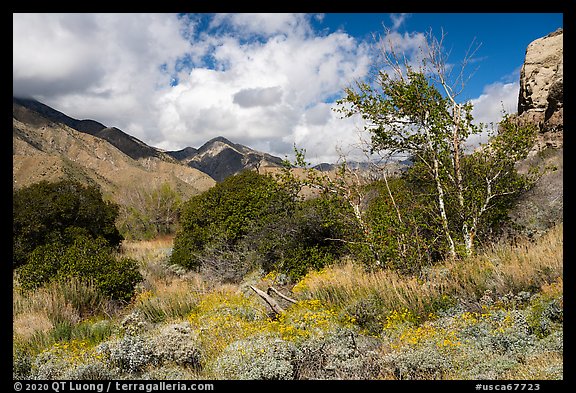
249, 195, 361, 280
364, 174, 444, 270
17, 235, 142, 302
171, 171, 294, 270
13, 180, 122, 268
171, 170, 355, 280
336, 34, 538, 260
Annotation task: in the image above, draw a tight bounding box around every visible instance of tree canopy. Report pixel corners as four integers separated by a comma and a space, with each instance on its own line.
13, 180, 123, 268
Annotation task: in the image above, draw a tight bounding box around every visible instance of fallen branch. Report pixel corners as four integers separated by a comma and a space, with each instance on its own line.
267, 286, 297, 304
250, 285, 285, 314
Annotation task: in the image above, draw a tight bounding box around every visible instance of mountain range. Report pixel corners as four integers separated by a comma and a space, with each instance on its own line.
12, 97, 286, 202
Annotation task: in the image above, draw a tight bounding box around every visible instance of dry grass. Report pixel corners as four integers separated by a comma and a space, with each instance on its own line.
134, 277, 207, 323
441, 223, 563, 300
293, 224, 563, 318
13, 277, 112, 326
122, 235, 210, 323
13, 312, 53, 341
120, 235, 175, 261
13, 276, 117, 356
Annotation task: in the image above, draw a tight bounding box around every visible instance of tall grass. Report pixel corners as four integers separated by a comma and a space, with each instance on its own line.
121, 235, 209, 323
13, 277, 116, 355
293, 224, 563, 320
134, 278, 205, 323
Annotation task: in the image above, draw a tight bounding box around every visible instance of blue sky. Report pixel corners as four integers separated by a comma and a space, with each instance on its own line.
13, 13, 563, 164
318, 13, 562, 99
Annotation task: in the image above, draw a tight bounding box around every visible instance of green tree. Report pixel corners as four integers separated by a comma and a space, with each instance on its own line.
13, 180, 122, 267
336, 28, 536, 260
247, 194, 362, 279
364, 174, 442, 271
170, 170, 295, 270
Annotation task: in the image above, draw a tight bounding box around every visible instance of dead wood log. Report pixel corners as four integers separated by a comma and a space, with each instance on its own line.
250, 285, 285, 314
267, 286, 297, 304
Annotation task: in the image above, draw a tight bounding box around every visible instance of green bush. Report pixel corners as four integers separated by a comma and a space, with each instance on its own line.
170, 171, 294, 270
13, 180, 122, 267
249, 195, 360, 280
17, 235, 142, 302
171, 170, 365, 281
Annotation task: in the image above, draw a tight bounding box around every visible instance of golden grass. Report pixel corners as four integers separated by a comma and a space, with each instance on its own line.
293, 224, 563, 317
501, 351, 563, 380
441, 223, 563, 299
13, 312, 53, 341
123, 235, 213, 323
13, 277, 111, 325
134, 276, 206, 323
13, 276, 116, 355
120, 235, 175, 262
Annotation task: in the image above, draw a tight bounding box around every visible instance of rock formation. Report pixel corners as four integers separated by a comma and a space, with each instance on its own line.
507, 28, 563, 237
517, 28, 563, 149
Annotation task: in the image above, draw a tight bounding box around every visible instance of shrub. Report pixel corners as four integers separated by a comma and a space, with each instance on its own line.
17, 235, 142, 302
140, 366, 200, 380
247, 195, 359, 281
98, 335, 154, 375
525, 281, 563, 338
13, 347, 33, 379
171, 171, 294, 270
294, 327, 382, 380
149, 323, 202, 368
381, 341, 454, 380
13, 180, 122, 267
271, 299, 353, 342
30, 340, 112, 380
187, 287, 269, 362
213, 334, 297, 380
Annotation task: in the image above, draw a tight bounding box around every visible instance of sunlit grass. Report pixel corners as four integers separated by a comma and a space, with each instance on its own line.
293, 224, 562, 322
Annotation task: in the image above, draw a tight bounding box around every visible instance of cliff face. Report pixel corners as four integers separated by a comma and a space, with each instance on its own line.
508, 28, 563, 237
517, 28, 563, 149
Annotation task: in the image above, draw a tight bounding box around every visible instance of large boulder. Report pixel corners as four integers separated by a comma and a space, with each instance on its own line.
517, 28, 563, 149
507, 28, 563, 237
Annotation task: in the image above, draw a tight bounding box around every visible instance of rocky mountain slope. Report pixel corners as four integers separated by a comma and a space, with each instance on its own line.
167, 136, 285, 182
13, 99, 216, 202
13, 97, 286, 185
13, 97, 169, 161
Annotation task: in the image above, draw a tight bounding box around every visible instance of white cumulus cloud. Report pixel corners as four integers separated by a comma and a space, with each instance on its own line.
13, 13, 374, 164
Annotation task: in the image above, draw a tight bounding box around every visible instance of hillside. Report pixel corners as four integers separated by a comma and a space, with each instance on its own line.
13, 223, 563, 380
12, 99, 216, 203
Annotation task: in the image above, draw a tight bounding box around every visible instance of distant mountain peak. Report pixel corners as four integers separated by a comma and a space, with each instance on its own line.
14, 97, 285, 184
168, 136, 284, 182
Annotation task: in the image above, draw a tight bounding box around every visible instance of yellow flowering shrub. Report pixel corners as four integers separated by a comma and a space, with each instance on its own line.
271, 299, 352, 342
187, 288, 271, 360
44, 340, 104, 364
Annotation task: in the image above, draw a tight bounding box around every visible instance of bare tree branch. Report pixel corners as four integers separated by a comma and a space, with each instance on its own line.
267, 286, 297, 304
250, 285, 285, 315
